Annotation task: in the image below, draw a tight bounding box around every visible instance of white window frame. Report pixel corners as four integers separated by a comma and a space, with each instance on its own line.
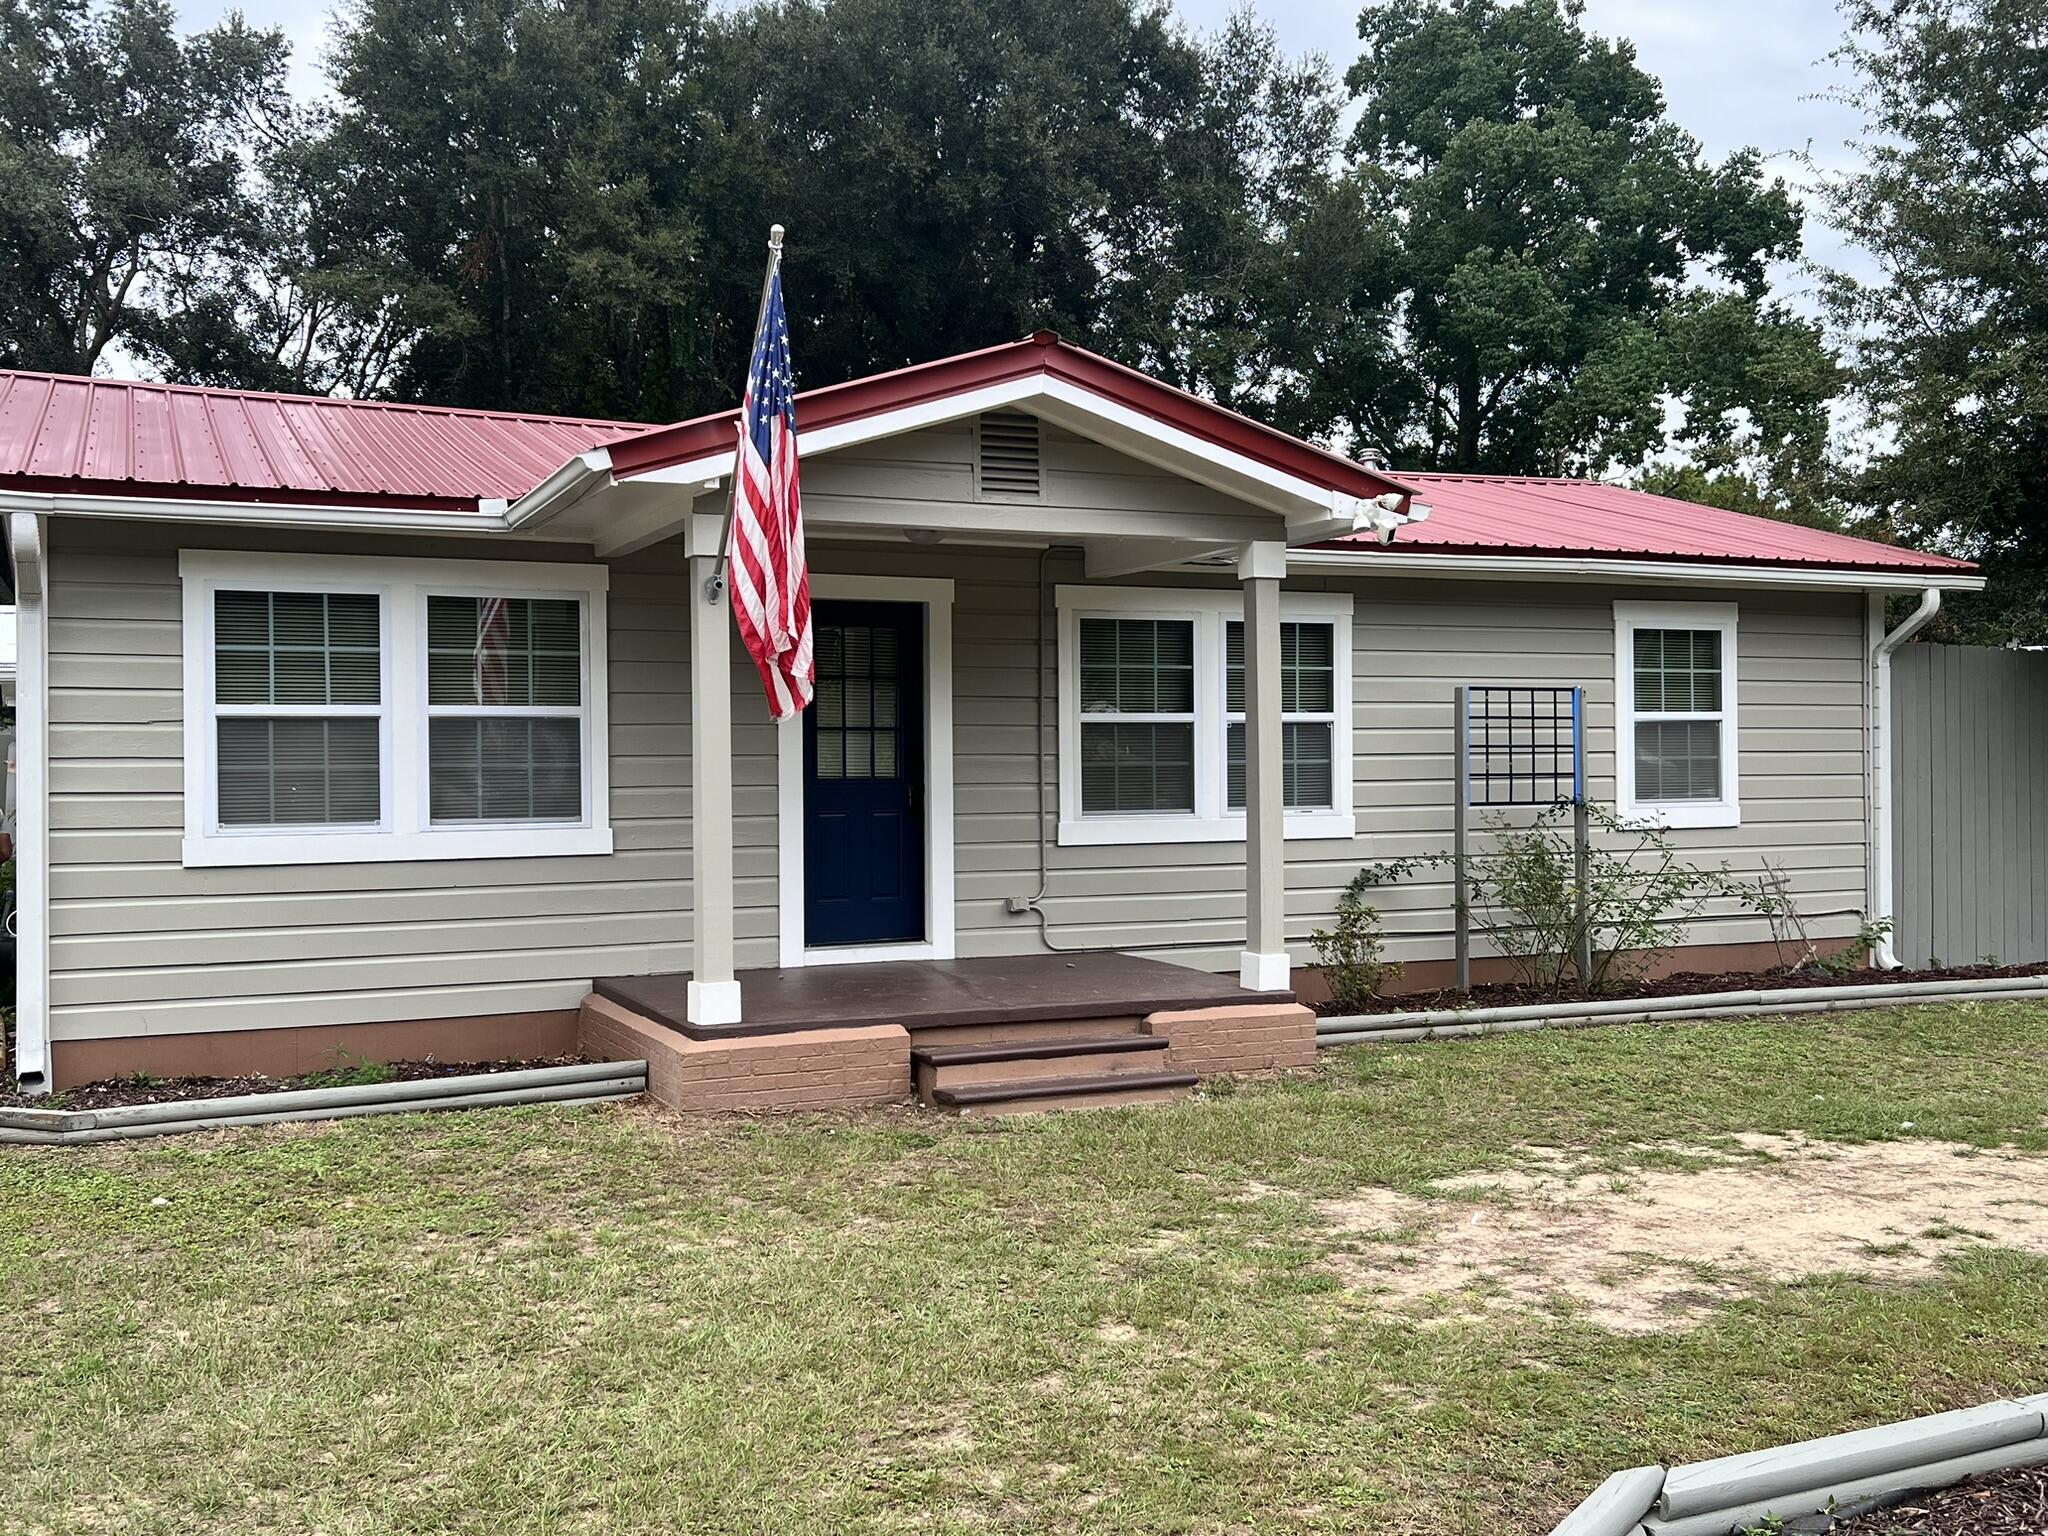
1055, 585, 1353, 846
1613, 600, 1740, 829
1223, 617, 1341, 815
181, 550, 612, 867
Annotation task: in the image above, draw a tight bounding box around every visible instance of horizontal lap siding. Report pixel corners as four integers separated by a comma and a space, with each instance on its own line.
46, 451, 1875, 1040
45, 522, 694, 1042
835, 549, 1870, 971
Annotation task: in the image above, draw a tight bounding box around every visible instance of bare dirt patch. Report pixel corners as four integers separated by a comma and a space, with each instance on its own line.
1308, 1134, 2048, 1332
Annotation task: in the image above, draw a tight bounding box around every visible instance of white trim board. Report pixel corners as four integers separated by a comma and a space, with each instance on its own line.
179, 549, 613, 867
1054, 584, 1355, 847
1613, 599, 1741, 830
1287, 548, 1984, 594
776, 574, 957, 968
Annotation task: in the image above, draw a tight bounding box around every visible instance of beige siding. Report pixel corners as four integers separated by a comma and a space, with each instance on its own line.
45, 447, 1873, 1044
45, 521, 695, 1042
786, 548, 1873, 972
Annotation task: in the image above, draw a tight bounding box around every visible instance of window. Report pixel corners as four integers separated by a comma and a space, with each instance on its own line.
1078, 617, 1196, 814
213, 589, 383, 828
1614, 601, 1740, 828
1056, 586, 1352, 846
426, 596, 585, 823
1225, 620, 1338, 811
181, 552, 611, 867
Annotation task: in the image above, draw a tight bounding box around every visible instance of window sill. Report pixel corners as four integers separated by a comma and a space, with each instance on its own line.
182, 824, 615, 869
1617, 802, 1741, 831
1057, 811, 1355, 848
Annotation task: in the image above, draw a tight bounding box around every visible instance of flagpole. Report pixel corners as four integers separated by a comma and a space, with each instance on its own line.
705, 223, 787, 607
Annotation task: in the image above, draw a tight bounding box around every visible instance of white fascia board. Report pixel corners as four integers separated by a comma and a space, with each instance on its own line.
0, 488, 535, 540
1285, 548, 1987, 593
627, 376, 1050, 490
623, 373, 1352, 523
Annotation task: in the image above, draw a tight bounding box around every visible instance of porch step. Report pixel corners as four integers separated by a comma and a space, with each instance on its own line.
928, 1067, 1198, 1117
904, 1013, 1148, 1051
912, 1034, 1169, 1101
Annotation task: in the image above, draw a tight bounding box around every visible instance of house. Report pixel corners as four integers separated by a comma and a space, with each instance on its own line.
0, 335, 1980, 1107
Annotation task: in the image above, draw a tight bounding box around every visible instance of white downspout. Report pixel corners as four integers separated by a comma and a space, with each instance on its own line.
1868, 587, 1941, 969
8, 513, 49, 1090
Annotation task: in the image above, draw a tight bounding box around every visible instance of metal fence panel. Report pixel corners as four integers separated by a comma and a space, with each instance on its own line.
1893, 643, 2048, 967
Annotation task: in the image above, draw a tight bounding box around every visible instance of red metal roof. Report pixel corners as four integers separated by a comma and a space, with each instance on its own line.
0, 358, 1975, 577
603, 331, 1415, 505
1327, 472, 1974, 573
0, 370, 646, 512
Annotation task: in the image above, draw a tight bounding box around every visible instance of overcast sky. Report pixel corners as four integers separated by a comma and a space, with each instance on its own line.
183, 0, 1871, 300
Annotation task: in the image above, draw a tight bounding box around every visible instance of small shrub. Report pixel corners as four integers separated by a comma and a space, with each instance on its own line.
1310, 870, 1401, 1012
1362, 801, 1763, 993
301, 1054, 397, 1090
1813, 917, 1890, 976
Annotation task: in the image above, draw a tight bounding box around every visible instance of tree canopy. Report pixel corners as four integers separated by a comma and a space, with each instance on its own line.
1333, 0, 1839, 478
1821, 0, 2048, 640
0, 0, 1892, 550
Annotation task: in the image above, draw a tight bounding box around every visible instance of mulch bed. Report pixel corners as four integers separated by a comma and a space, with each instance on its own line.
1317, 960, 2048, 1017
1833, 1464, 2048, 1534
0, 1055, 594, 1113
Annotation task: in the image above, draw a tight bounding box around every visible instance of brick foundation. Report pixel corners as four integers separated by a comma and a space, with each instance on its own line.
1141, 1002, 1317, 1076
578, 995, 911, 1113
1289, 937, 1855, 1006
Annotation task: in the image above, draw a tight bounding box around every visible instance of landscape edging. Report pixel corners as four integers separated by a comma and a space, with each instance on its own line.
0, 1060, 649, 1144
1549, 1393, 2048, 1536
1317, 972, 2048, 1046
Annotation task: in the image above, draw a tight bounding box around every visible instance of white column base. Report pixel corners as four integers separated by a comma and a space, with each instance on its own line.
686, 978, 743, 1027
1238, 950, 1292, 992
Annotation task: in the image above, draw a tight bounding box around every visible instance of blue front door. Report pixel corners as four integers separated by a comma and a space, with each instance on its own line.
803, 601, 925, 947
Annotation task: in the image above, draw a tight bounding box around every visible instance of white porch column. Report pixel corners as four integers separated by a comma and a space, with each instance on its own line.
686, 510, 741, 1026
1238, 541, 1290, 992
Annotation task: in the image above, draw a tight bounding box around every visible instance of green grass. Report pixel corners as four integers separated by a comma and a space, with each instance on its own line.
4, 1001, 2048, 1535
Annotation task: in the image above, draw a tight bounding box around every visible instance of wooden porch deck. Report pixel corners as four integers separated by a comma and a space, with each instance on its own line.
593, 952, 1294, 1040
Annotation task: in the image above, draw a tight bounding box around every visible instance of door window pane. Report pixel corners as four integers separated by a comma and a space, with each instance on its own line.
813, 620, 908, 782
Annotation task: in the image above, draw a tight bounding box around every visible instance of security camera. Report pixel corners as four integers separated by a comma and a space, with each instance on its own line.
1407, 501, 1431, 523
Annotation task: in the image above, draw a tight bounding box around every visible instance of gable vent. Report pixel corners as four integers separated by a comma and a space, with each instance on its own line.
976, 411, 1043, 501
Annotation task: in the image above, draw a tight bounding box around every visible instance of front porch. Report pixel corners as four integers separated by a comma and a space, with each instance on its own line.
578, 952, 1316, 1116
594, 952, 1294, 1040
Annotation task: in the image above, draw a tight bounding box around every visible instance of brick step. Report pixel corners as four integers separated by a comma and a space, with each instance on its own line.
928, 1068, 1198, 1117
912, 1035, 1169, 1100
904, 1014, 1148, 1051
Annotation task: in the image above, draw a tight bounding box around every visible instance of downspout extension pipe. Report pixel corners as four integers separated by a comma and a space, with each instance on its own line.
1869, 588, 1941, 968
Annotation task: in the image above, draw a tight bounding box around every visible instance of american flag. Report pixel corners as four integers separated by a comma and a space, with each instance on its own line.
730, 258, 811, 719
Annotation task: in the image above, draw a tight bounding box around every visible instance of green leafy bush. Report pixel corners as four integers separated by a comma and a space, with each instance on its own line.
1362, 801, 1763, 993
1310, 870, 1401, 1012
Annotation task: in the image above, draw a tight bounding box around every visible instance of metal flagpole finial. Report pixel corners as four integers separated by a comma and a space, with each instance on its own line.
769, 223, 785, 255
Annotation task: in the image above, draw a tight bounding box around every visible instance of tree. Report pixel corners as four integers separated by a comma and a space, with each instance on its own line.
0, 0, 295, 377
683, 1, 1389, 422
1820, 0, 2048, 642
315, 0, 717, 419
1332, 0, 1840, 478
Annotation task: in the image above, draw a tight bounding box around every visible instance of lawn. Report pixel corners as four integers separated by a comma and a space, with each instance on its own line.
5, 1002, 2048, 1536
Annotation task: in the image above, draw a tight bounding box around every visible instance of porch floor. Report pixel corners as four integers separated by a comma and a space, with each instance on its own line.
593, 952, 1294, 1040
